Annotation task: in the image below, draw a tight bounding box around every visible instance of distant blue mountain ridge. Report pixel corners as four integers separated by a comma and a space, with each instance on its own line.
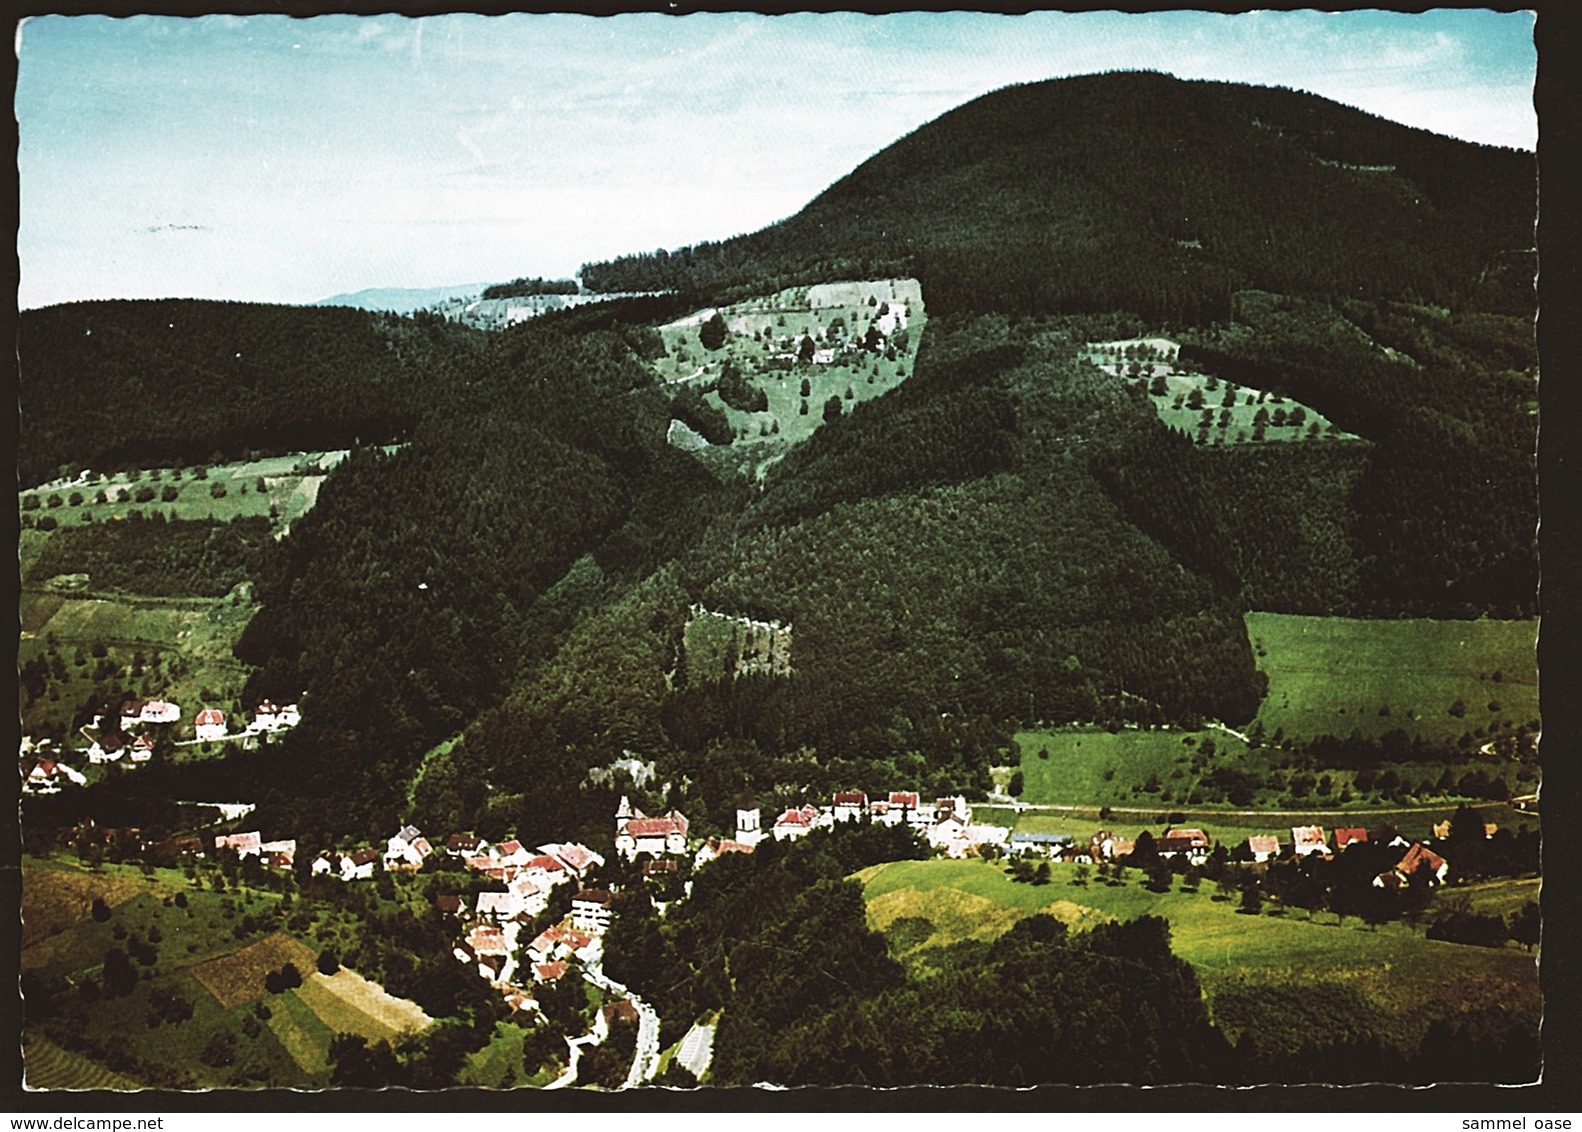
313, 283, 488, 313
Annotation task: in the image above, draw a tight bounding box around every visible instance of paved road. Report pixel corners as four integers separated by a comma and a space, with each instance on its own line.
583, 962, 662, 1088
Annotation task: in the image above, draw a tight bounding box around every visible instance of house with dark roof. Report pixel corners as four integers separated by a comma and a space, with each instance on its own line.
571, 888, 615, 934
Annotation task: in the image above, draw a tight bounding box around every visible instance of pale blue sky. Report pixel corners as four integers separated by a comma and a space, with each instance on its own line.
16, 10, 1537, 309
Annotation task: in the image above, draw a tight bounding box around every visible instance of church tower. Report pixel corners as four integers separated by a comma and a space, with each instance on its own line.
735, 786, 761, 847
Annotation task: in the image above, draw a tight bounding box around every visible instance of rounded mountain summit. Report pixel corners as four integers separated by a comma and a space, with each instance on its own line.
582, 71, 1535, 322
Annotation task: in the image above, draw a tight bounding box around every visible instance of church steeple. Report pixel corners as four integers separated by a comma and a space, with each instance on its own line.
735, 785, 761, 847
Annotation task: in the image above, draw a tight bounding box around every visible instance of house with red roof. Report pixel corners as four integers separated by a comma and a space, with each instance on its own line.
214, 831, 262, 858
447, 833, 487, 857
543, 842, 603, 877
773, 803, 820, 841
1334, 827, 1369, 850
1244, 835, 1281, 863
464, 925, 510, 979
1376, 842, 1450, 888
833, 791, 868, 823
128, 734, 156, 763
342, 848, 381, 881
194, 708, 227, 743
1157, 828, 1211, 864
533, 961, 569, 985
21, 757, 62, 795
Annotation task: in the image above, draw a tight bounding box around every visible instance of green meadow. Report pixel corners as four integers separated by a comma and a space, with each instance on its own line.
858, 856, 1538, 1054
20, 449, 356, 535
652, 279, 926, 456
1248, 612, 1539, 742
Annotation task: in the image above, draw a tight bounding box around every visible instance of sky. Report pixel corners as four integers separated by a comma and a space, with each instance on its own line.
16, 10, 1538, 310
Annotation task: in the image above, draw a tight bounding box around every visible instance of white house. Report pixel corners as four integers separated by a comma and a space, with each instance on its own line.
128, 734, 155, 763
194, 708, 227, 743
1291, 826, 1330, 858
21, 757, 61, 795
773, 804, 819, 841
140, 700, 181, 726
571, 889, 615, 934
926, 811, 973, 858
341, 848, 381, 881
832, 791, 868, 823
384, 824, 432, 870
614, 799, 690, 860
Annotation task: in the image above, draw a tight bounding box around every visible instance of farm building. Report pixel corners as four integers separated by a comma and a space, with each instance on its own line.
1008, 831, 1072, 858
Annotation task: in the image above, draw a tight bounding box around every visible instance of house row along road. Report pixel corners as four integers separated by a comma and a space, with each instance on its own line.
987, 801, 1531, 822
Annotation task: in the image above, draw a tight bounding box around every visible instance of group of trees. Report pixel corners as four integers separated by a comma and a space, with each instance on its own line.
18, 300, 481, 486
25, 514, 275, 598
480, 277, 579, 300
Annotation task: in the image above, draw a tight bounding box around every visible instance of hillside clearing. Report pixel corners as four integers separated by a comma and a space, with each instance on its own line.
1249, 612, 1539, 742
21, 863, 163, 950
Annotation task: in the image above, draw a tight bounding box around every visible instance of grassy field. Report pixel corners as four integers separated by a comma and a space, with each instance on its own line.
1080, 339, 1353, 446
19, 449, 355, 535
652, 279, 925, 464
21, 856, 432, 1089
857, 857, 1539, 1054
458, 1020, 558, 1089
1249, 612, 1540, 742
267, 985, 339, 1077
1013, 727, 1247, 807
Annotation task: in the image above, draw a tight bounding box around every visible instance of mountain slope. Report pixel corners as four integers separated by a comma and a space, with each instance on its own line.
582, 72, 1533, 320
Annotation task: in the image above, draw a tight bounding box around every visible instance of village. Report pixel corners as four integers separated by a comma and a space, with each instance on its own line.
25, 692, 1479, 1090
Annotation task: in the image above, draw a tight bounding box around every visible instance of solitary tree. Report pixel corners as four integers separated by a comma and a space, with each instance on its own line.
822, 396, 843, 425
699, 312, 727, 351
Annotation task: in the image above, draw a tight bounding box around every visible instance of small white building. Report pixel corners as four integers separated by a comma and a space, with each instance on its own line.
194, 708, 227, 743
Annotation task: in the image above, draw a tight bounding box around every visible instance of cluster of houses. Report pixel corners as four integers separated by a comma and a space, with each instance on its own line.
1002, 821, 1458, 891
19, 737, 87, 795
76, 698, 302, 767
766, 790, 1006, 859
213, 830, 299, 870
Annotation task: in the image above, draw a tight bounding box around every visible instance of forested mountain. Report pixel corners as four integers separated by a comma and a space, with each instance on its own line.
580, 72, 1533, 320
18, 71, 1535, 844
17, 300, 483, 486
